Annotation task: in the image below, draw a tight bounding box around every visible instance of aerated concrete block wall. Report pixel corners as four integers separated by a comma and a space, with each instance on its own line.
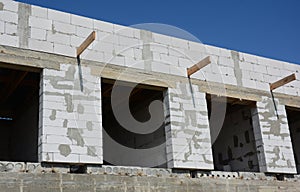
0, 0, 300, 173
165, 82, 213, 169
39, 64, 102, 164
252, 96, 297, 173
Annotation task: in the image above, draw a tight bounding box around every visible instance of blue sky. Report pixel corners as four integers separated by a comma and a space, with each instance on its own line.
17, 0, 300, 64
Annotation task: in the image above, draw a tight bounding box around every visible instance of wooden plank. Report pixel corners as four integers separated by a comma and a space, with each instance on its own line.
187, 56, 211, 77
76, 31, 96, 56
270, 73, 296, 91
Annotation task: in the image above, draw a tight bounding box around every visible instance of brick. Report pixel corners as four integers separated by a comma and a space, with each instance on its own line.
0, 10, 18, 24
48, 9, 70, 23
30, 27, 46, 40
71, 14, 93, 28
31, 5, 48, 18
0, 33, 18, 46
53, 21, 75, 34
29, 16, 52, 30
28, 38, 53, 52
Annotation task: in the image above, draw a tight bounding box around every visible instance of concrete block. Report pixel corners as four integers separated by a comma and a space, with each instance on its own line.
253, 64, 267, 74
46, 135, 73, 145
71, 14, 93, 28
267, 66, 281, 76
0, 10, 18, 24
53, 21, 75, 34
0, 21, 4, 33
0, 162, 26, 172
28, 38, 53, 52
239, 61, 253, 71
76, 25, 93, 38
242, 78, 256, 89
4, 22, 17, 35
218, 56, 234, 67
178, 57, 193, 68
0, 33, 18, 46
53, 43, 75, 56
29, 16, 52, 30
53, 152, 80, 163
30, 27, 46, 40
3, 0, 18, 12
118, 35, 140, 46
93, 19, 113, 33
47, 31, 70, 44
171, 37, 189, 49
152, 33, 172, 45
48, 9, 70, 23
31, 5, 48, 18
79, 155, 102, 164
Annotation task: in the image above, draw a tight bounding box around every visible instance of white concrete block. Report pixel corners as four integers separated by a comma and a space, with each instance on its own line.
3, 1, 18, 12
93, 19, 113, 33
31, 5, 48, 18
171, 37, 189, 49
149, 44, 168, 54
76, 25, 93, 38
29, 16, 52, 30
0, 10, 18, 23
160, 54, 178, 66
53, 43, 75, 56
30, 27, 46, 40
253, 64, 267, 74
4, 22, 17, 35
0, 21, 4, 33
205, 45, 220, 55
48, 9, 71, 23
239, 61, 253, 71
218, 56, 234, 67
71, 14, 93, 28
151, 61, 170, 74
178, 57, 193, 68
0, 33, 18, 46
47, 31, 70, 44
242, 78, 256, 89
53, 21, 75, 34
267, 66, 281, 76
152, 33, 172, 46
118, 35, 140, 46
46, 135, 72, 145
53, 153, 79, 163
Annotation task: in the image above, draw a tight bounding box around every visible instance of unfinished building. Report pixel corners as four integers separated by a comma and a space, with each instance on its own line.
0, 0, 300, 190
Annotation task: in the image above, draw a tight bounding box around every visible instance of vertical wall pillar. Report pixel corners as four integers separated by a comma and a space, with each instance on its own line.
164, 82, 213, 169
252, 96, 296, 173
38, 64, 103, 164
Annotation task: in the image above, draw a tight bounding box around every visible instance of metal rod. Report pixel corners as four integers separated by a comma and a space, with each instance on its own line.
77, 56, 84, 92
270, 90, 279, 119
188, 77, 196, 108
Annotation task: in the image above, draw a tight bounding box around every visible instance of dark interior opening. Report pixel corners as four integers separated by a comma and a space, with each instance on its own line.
206, 94, 259, 172
0, 65, 40, 162
101, 78, 167, 168
286, 106, 300, 173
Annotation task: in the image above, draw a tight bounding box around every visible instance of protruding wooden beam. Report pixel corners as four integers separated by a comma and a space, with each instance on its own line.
270, 73, 296, 91
76, 31, 96, 56
187, 56, 211, 77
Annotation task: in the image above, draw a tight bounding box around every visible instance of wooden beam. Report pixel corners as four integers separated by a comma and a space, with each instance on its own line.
76, 31, 96, 56
270, 73, 296, 91
187, 56, 211, 77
